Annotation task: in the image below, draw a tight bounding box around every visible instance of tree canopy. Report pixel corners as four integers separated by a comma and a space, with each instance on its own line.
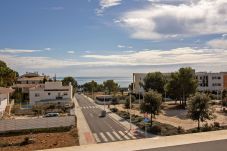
143, 72, 166, 94
103, 80, 119, 95
0, 60, 18, 87
166, 67, 197, 105
187, 93, 214, 130
140, 90, 162, 126
83, 80, 101, 92
62, 76, 77, 94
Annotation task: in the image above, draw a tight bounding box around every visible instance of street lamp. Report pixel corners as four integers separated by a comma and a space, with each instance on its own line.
129, 90, 132, 130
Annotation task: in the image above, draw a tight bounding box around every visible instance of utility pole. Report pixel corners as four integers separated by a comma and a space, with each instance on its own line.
129, 91, 132, 130
104, 95, 106, 111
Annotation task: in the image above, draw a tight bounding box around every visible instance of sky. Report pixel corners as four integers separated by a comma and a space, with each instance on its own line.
0, 0, 227, 77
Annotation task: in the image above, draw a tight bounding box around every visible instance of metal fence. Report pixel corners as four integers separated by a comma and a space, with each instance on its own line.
0, 116, 75, 133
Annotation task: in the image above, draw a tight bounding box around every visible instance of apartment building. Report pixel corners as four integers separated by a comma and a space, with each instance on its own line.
132, 72, 171, 94
0, 87, 14, 117
196, 72, 227, 92
12, 72, 50, 100
29, 81, 73, 105
133, 72, 227, 95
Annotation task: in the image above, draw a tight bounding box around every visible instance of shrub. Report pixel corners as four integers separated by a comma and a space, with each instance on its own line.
213, 122, 220, 128
150, 125, 162, 134
110, 108, 118, 113
222, 100, 227, 107
20, 137, 34, 146
202, 123, 212, 132
177, 126, 185, 134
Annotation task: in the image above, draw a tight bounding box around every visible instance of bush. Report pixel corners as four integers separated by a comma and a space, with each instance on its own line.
202, 123, 212, 132
110, 108, 118, 113
222, 100, 227, 107
150, 125, 162, 134
213, 122, 220, 128
20, 137, 34, 146
177, 126, 185, 134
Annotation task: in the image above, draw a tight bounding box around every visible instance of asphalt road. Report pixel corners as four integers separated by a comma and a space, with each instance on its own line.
75, 94, 137, 143
138, 139, 227, 151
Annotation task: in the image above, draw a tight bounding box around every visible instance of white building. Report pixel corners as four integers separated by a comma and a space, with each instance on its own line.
196, 72, 227, 92
17, 72, 49, 84
29, 82, 73, 105
133, 72, 171, 94
133, 73, 147, 94
133, 72, 227, 95
0, 87, 14, 117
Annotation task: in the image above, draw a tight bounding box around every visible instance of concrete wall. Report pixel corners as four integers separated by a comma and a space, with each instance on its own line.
0, 116, 75, 132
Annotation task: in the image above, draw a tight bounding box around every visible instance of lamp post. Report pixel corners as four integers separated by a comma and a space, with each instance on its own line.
129, 90, 132, 130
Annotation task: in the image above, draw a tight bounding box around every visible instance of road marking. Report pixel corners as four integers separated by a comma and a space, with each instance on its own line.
106, 132, 116, 141
112, 131, 123, 140
118, 131, 130, 140
93, 133, 101, 143
100, 132, 108, 142
125, 131, 136, 139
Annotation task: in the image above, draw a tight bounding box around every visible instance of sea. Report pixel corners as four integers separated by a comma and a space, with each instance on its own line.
57, 77, 132, 88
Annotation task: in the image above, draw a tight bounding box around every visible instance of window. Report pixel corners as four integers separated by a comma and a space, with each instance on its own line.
35, 93, 40, 97
48, 93, 51, 96
64, 93, 68, 96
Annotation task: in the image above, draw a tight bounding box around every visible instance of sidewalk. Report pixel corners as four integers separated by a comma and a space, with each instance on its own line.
40, 129, 227, 151
83, 95, 155, 138
73, 97, 96, 145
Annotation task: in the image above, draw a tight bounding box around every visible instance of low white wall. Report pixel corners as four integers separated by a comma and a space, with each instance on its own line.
0, 116, 75, 132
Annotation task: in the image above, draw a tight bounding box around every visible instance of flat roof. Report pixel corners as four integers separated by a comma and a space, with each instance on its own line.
0, 87, 14, 94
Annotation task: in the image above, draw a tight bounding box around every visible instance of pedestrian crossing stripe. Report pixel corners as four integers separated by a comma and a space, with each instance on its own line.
125, 131, 136, 139
81, 106, 97, 109
112, 131, 123, 140
100, 132, 108, 142
93, 131, 136, 143
118, 131, 130, 140
93, 133, 101, 143
106, 132, 116, 141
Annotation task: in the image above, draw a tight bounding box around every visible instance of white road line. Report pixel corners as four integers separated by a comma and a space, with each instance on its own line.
106, 132, 116, 141
100, 132, 108, 142
93, 133, 101, 143
125, 131, 136, 139
118, 131, 130, 140
112, 131, 123, 141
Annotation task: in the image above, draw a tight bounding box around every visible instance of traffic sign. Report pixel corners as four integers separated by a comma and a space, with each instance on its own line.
143, 118, 150, 123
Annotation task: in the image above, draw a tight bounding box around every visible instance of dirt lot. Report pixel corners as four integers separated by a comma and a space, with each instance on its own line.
0, 128, 79, 151
113, 101, 227, 130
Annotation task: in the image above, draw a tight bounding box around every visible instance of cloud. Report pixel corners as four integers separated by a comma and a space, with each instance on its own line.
117, 45, 125, 48
48, 6, 64, 11
117, 45, 133, 48
2, 47, 227, 76
67, 51, 75, 54
96, 0, 122, 16
0, 48, 41, 54
44, 48, 52, 51
207, 39, 227, 49
83, 47, 227, 66
117, 0, 227, 40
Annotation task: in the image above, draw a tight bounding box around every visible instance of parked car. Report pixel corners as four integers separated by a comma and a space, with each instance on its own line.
99, 110, 106, 117
64, 103, 72, 108
43, 112, 60, 117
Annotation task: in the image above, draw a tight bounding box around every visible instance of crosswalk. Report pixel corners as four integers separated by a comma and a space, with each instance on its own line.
93, 131, 137, 143
81, 106, 99, 109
